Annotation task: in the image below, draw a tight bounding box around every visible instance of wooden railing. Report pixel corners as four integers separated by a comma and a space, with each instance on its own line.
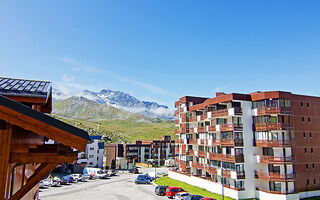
198, 150, 206, 157
209, 109, 228, 118
175, 119, 179, 124
197, 127, 205, 133
188, 139, 198, 144
188, 149, 195, 156
175, 139, 184, 144
258, 155, 294, 164
256, 187, 295, 195
219, 123, 243, 131
255, 171, 295, 182
257, 107, 293, 115
254, 122, 293, 131
207, 125, 216, 132
255, 139, 292, 147
189, 116, 197, 122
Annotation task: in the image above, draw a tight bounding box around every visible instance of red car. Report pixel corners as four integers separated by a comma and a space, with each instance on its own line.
165, 187, 186, 198
200, 198, 216, 200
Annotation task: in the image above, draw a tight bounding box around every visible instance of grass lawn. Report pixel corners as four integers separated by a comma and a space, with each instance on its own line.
154, 175, 235, 200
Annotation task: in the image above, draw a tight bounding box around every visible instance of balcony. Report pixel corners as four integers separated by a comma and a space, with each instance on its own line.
200, 114, 207, 121
208, 152, 244, 163
175, 119, 179, 124
254, 122, 293, 131
197, 127, 205, 133
175, 110, 179, 116
205, 165, 217, 175
206, 125, 216, 132
208, 109, 228, 118
219, 123, 243, 131
256, 187, 295, 195
175, 139, 184, 144
210, 138, 243, 147
188, 149, 195, 156
257, 155, 294, 164
198, 150, 206, 157
256, 107, 293, 115
192, 162, 205, 169
188, 139, 198, 144
189, 116, 197, 122
255, 139, 292, 147
255, 171, 295, 182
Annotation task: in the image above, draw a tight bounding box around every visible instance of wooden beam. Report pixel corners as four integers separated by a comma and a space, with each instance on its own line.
0, 106, 88, 151
3, 96, 47, 104
0, 124, 12, 200
9, 163, 57, 200
10, 152, 78, 164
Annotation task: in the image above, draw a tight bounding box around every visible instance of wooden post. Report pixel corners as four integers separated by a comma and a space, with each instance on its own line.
0, 123, 12, 200
9, 163, 57, 200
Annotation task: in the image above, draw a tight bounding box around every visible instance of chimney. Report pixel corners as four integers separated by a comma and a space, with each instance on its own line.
216, 92, 225, 97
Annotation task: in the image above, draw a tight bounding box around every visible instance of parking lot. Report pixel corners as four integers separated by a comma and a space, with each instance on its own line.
39, 168, 169, 200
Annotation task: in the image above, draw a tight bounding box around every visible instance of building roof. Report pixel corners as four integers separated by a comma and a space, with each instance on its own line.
0, 77, 51, 99
98, 142, 105, 149
0, 94, 90, 150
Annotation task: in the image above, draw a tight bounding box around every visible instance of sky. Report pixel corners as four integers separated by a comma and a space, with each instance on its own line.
1, 0, 320, 107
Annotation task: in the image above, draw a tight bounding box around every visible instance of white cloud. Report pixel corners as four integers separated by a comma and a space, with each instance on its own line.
58, 57, 170, 95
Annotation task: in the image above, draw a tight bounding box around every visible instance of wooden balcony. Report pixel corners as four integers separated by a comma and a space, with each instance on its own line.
175, 110, 179, 116
191, 162, 205, 169
254, 123, 294, 131
219, 123, 243, 131
188, 149, 195, 156
175, 119, 179, 124
208, 152, 244, 163
189, 116, 197, 122
198, 150, 206, 157
200, 114, 207, 121
255, 139, 292, 147
208, 109, 228, 118
197, 127, 205, 133
255, 171, 295, 182
175, 139, 185, 144
199, 139, 206, 145
257, 107, 293, 115
207, 125, 216, 132
211, 138, 243, 147
256, 187, 295, 195
257, 155, 294, 164
205, 165, 217, 175
188, 139, 198, 144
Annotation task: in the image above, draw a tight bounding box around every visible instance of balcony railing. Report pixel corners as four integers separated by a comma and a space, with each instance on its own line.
198, 150, 206, 157
192, 162, 205, 169
175, 119, 179, 124
189, 116, 197, 122
208, 109, 229, 118
256, 187, 295, 195
254, 122, 294, 131
208, 152, 244, 163
255, 171, 295, 182
188, 149, 195, 156
197, 127, 205, 133
175, 110, 179, 115
206, 125, 216, 132
256, 107, 293, 115
257, 155, 294, 164
175, 139, 184, 144
188, 139, 198, 144
219, 123, 243, 131
255, 139, 292, 147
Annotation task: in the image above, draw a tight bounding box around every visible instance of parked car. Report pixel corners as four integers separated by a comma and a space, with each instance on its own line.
61, 175, 76, 183
175, 192, 190, 200
50, 177, 61, 187
200, 198, 216, 200
155, 185, 168, 196
134, 176, 150, 184
129, 167, 139, 174
166, 187, 186, 198
105, 169, 117, 176
70, 174, 85, 182
85, 167, 108, 179
40, 179, 51, 187
185, 194, 204, 200
39, 180, 46, 188
138, 174, 153, 181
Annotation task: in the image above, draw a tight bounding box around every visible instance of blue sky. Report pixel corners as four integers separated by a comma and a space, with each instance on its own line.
1, 1, 320, 107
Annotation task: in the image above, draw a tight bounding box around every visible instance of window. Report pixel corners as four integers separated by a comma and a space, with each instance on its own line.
308, 117, 311, 122
302, 117, 305, 122
301, 102, 304, 107
307, 103, 310, 107
305, 148, 307, 153
307, 179, 310, 185
89, 155, 94, 158
311, 148, 314, 153
314, 179, 316, 184
90, 147, 94, 150
306, 164, 309, 169
89, 162, 93, 165
310, 132, 312, 137
312, 163, 315, 169
303, 132, 306, 138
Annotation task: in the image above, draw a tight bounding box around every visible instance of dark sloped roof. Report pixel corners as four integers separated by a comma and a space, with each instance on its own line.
0, 94, 90, 141
0, 77, 51, 98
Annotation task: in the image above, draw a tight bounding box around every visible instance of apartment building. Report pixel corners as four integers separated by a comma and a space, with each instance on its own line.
173, 91, 320, 200
78, 135, 104, 168
105, 136, 175, 169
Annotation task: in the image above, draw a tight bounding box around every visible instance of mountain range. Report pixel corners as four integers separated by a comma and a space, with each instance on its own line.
53, 88, 173, 120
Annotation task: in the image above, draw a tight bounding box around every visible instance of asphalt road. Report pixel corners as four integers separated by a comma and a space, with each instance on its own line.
39, 167, 169, 200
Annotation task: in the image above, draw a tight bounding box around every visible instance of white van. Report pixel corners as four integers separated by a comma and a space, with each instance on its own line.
83, 167, 107, 179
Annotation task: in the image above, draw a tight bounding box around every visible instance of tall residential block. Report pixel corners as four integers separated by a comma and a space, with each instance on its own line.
172, 91, 320, 200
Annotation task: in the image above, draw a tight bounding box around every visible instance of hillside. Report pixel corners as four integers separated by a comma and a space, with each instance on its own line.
53, 96, 149, 122
52, 96, 176, 142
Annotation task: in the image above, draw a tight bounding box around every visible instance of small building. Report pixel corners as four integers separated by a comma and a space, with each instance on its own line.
105, 136, 175, 169
0, 77, 90, 200
77, 135, 104, 168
